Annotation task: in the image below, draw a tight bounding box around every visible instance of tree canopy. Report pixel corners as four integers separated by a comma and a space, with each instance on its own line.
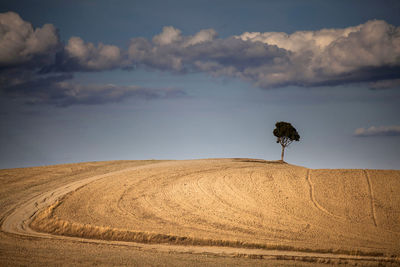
273, 121, 300, 161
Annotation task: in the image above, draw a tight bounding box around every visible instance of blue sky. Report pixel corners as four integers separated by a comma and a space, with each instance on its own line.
0, 0, 399, 169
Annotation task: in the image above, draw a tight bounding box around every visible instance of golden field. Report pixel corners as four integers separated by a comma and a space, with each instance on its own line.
1, 159, 399, 266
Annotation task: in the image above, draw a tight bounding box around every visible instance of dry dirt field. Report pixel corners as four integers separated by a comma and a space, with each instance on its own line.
1, 159, 400, 266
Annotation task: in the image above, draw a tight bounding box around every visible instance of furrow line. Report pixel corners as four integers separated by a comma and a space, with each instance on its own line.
305, 169, 341, 219
364, 170, 378, 227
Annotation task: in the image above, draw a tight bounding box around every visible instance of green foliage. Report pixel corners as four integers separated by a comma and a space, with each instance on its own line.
273, 121, 300, 148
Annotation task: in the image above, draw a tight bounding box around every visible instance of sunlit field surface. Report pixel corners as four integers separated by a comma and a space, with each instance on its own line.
1, 159, 399, 266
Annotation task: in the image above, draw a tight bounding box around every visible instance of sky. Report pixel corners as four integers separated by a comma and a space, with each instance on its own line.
0, 0, 400, 169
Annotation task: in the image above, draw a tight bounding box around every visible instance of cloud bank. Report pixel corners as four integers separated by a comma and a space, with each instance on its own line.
127, 20, 400, 88
1, 11, 400, 106
354, 126, 400, 137
0, 12, 182, 106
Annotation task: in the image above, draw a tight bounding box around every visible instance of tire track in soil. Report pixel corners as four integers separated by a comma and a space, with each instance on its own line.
305, 169, 342, 220
364, 170, 378, 227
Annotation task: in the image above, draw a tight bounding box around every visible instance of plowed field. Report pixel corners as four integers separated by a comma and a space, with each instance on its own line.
1, 159, 400, 266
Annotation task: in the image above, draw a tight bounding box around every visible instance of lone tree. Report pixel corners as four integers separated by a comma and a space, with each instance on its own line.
273, 121, 300, 162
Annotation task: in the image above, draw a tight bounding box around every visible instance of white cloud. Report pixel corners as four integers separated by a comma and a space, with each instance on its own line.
237, 24, 362, 53
354, 126, 400, 137
152, 26, 182, 46
65, 37, 123, 70
0, 11, 59, 66
128, 20, 400, 88
237, 20, 400, 87
184, 29, 217, 47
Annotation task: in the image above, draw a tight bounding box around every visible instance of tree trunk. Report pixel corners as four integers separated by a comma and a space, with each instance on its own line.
281, 145, 285, 161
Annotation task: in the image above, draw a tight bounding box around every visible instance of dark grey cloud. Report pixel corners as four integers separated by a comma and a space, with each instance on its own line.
129, 35, 290, 76
369, 79, 400, 90
36, 82, 183, 107
354, 126, 400, 137
1, 72, 183, 107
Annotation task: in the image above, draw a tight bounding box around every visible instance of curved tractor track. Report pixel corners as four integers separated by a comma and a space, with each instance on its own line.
306, 169, 343, 220
1, 159, 400, 265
